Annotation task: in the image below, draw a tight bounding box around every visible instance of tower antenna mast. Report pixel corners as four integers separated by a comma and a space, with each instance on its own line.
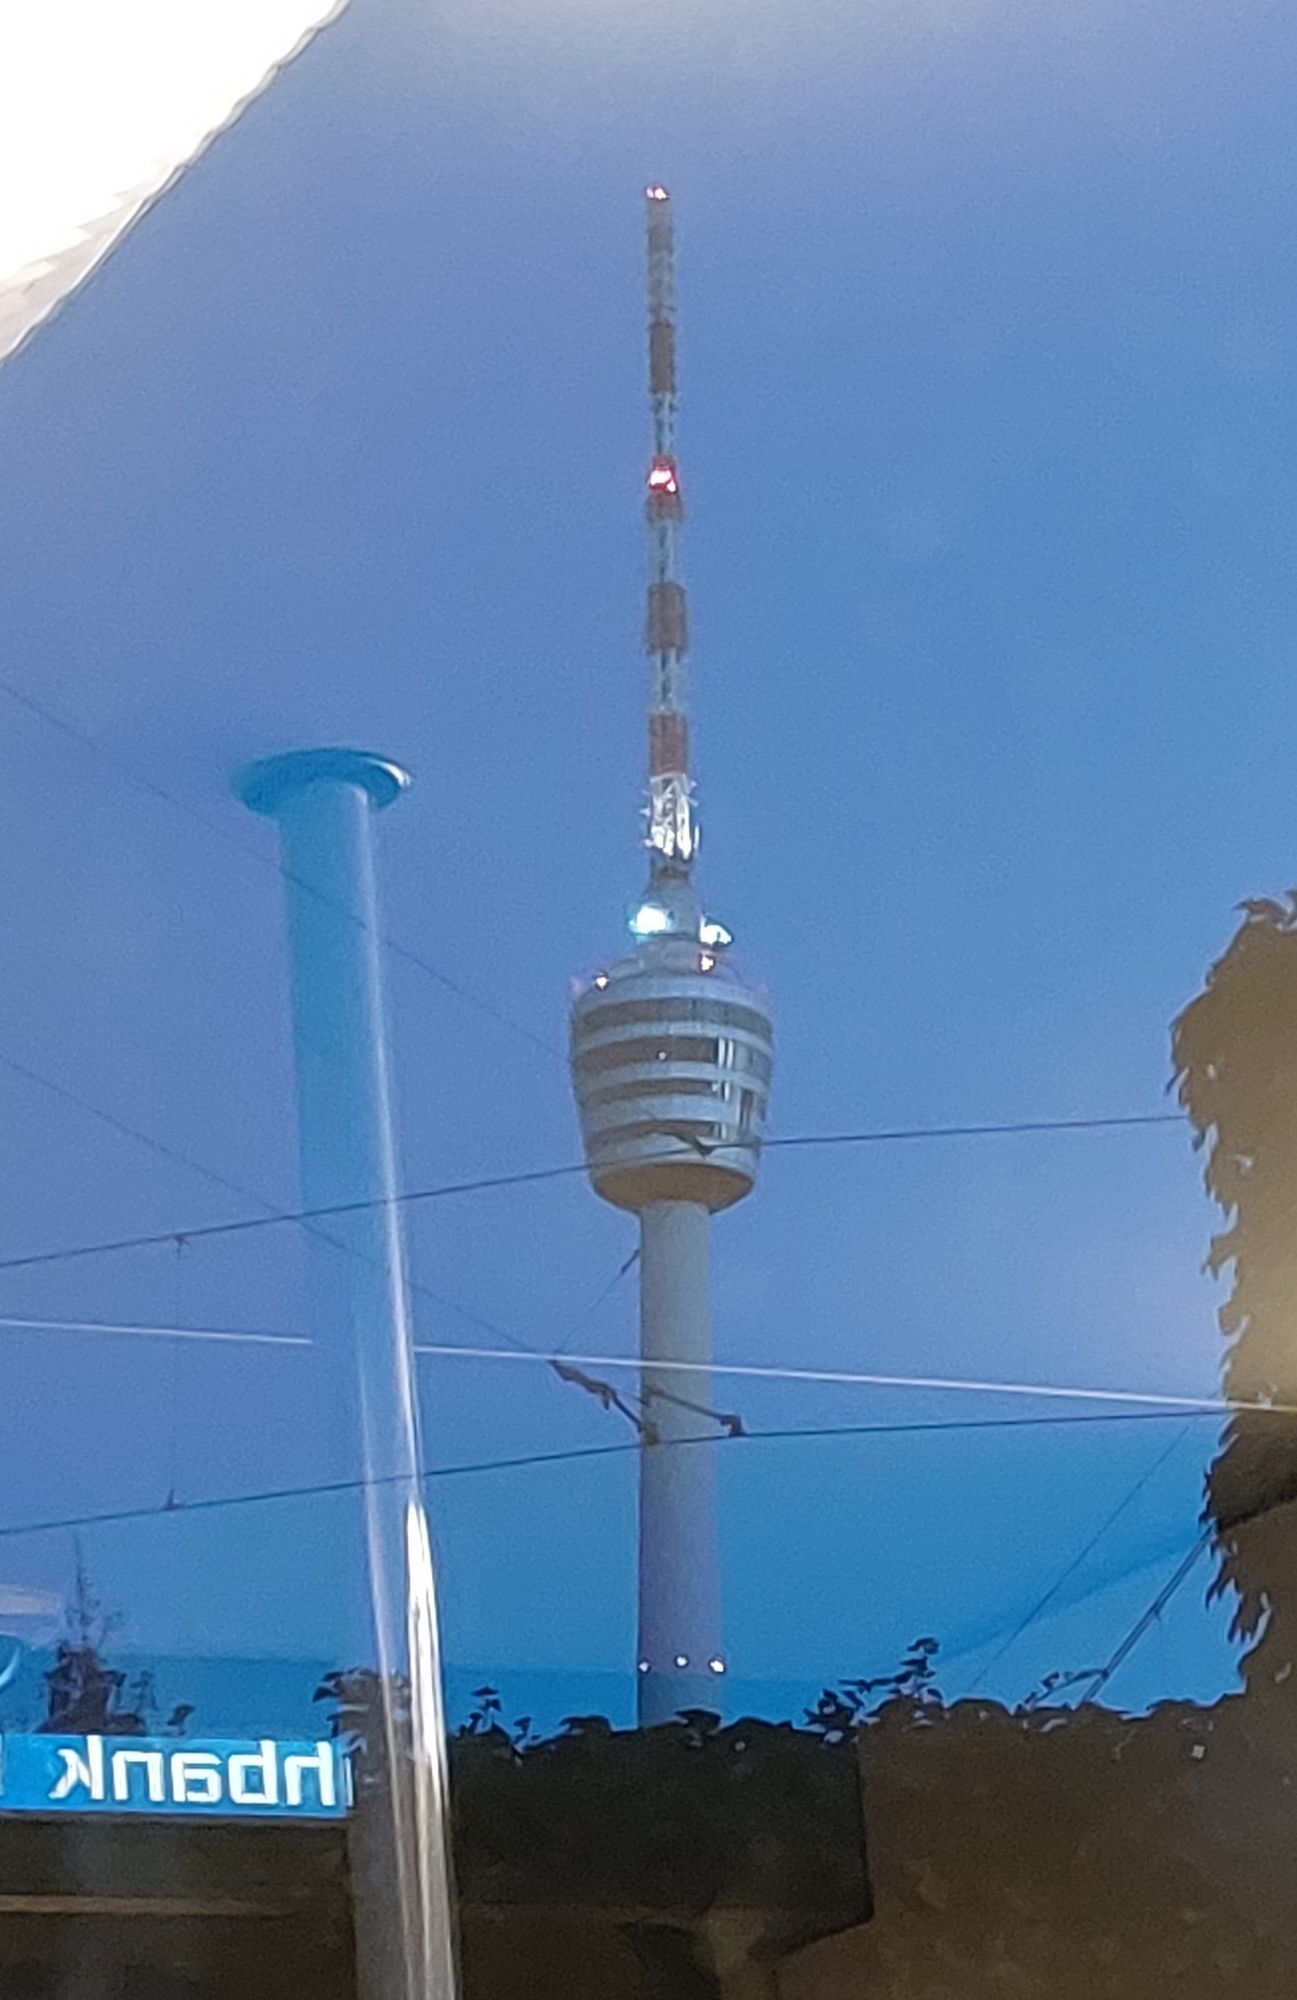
643, 185, 696, 881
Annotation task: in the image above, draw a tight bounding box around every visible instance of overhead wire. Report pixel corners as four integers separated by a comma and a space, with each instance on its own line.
0, 1043, 548, 1360
0, 1050, 298, 1219
1068, 1531, 1214, 1707
549, 1248, 748, 1440
0, 1160, 587, 1277
0, 713, 1192, 1417
0, 674, 563, 1066
0, 1403, 1226, 1550
768, 1113, 1182, 1149
0, 1041, 515, 1358
0, 952, 1192, 1437
0, 957, 569, 1371
0, 1312, 308, 1347
0, 1300, 1235, 1685
0, 1309, 1250, 1423
0, 680, 599, 1367
549, 1248, 639, 1360
0, 1112, 1192, 1440
411, 1344, 1248, 1419
0, 1039, 653, 1405
0, 1098, 1194, 1452
963, 1422, 1196, 1695
0, 1111, 1187, 1281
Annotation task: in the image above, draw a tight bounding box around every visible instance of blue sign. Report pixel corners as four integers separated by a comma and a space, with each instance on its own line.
0, 1734, 350, 1820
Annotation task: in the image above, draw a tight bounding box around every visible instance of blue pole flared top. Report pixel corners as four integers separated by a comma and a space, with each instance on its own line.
237, 746, 410, 818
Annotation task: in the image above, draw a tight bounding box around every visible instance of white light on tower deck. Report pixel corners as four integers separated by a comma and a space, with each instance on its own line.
570, 188, 775, 1728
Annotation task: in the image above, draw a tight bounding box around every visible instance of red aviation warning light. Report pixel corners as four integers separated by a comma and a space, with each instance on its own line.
647, 457, 679, 495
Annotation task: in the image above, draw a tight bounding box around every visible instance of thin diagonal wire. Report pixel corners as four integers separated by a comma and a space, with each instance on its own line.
411, 1343, 1250, 1418
0, 1406, 1222, 1548
767, 1114, 1182, 1149
0, 1313, 307, 1347
1068, 1532, 1214, 1707
0, 1051, 294, 1217
0, 1310, 1248, 1422
0, 1113, 1187, 1279
0, 675, 562, 1065
549, 1248, 639, 1360
0, 1053, 520, 1369
0, 686, 622, 1374
964, 1423, 1195, 1694
0, 1160, 586, 1276
0, 1044, 545, 1356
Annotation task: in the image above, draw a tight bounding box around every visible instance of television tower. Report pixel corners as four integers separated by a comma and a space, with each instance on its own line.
570, 188, 774, 1726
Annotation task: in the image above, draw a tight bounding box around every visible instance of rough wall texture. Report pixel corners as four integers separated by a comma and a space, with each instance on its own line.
779, 1694, 1297, 1999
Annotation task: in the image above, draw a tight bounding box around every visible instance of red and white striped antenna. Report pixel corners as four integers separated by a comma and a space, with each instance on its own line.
643, 185, 696, 877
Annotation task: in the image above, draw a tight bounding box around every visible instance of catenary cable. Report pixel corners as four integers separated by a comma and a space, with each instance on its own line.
0, 1041, 656, 1395
0, 1111, 1186, 1280
767, 1114, 1181, 1149
1068, 1531, 1214, 1707
0, 1037, 549, 1359
0, 1051, 298, 1219
0, 1310, 1251, 1423
0, 674, 562, 1065
549, 1248, 639, 1359
0, 1405, 1224, 1549
0, 1087, 1188, 1424
411, 1343, 1246, 1416
963, 1423, 1196, 1694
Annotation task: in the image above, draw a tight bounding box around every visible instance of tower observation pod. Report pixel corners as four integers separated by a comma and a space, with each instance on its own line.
570, 188, 774, 1727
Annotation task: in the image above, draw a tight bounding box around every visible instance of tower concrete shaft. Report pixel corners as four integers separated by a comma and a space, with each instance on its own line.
239, 748, 457, 2000
637, 1200, 724, 1723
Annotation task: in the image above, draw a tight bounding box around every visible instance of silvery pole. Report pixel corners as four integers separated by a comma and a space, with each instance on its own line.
239, 748, 457, 2000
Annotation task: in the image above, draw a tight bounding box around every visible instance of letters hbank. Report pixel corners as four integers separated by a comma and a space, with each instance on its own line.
0, 1733, 350, 1821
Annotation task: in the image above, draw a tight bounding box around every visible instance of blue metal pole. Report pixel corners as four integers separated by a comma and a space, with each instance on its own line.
239, 748, 457, 2000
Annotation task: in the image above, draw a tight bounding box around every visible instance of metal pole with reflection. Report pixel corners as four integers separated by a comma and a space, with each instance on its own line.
238, 747, 457, 2000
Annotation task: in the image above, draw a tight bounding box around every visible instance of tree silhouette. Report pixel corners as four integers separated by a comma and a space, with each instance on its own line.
37, 1548, 151, 1737
1172, 892, 1297, 1693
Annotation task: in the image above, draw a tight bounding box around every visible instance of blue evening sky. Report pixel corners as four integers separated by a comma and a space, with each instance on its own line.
0, 0, 1294, 1726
